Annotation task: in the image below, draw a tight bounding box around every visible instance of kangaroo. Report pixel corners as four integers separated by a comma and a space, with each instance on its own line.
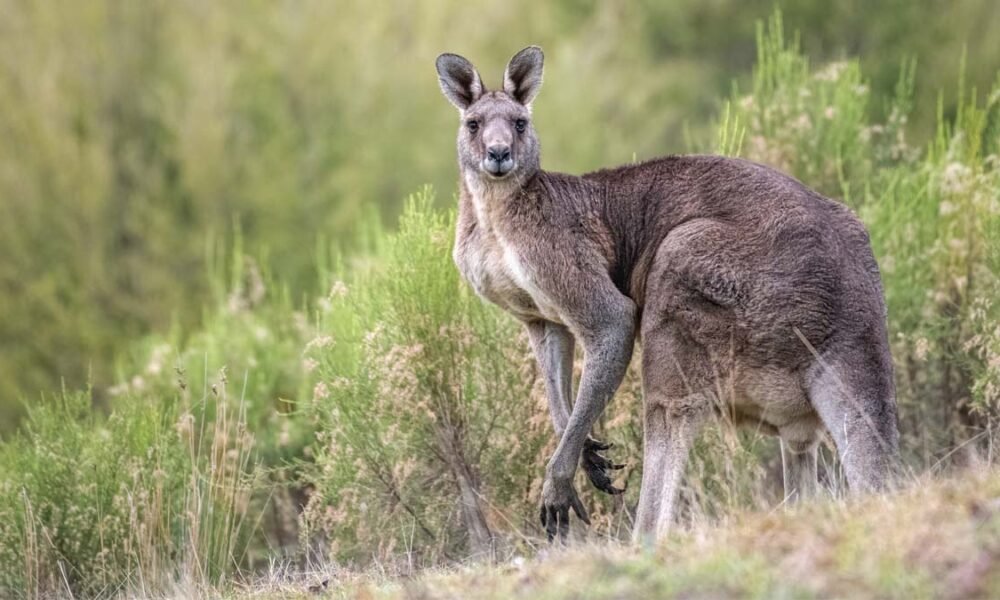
435, 46, 900, 542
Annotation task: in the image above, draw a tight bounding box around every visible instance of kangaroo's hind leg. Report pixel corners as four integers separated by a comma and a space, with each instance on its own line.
633, 397, 709, 542
807, 342, 900, 493
633, 221, 743, 542
633, 320, 711, 543
779, 437, 818, 502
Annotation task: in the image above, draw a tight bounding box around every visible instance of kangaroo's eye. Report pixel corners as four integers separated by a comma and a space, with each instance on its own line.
514, 119, 527, 133
466, 120, 479, 133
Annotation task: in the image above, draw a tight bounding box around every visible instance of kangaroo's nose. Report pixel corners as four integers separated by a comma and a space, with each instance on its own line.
487, 145, 511, 163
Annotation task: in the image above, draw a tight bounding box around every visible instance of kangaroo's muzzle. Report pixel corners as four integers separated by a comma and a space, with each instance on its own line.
484, 145, 514, 177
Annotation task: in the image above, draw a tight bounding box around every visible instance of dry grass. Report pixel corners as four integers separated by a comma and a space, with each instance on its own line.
207, 467, 1000, 600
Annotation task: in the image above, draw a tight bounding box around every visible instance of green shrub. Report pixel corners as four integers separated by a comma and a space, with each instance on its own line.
863, 75, 1000, 457
0, 391, 176, 595
301, 189, 551, 564
720, 10, 921, 200
0, 384, 255, 597
111, 251, 313, 465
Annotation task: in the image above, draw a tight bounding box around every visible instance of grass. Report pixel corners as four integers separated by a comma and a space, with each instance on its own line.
0, 376, 259, 598
211, 467, 1000, 599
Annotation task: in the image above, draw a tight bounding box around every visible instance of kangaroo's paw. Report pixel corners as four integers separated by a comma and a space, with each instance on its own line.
581, 437, 626, 495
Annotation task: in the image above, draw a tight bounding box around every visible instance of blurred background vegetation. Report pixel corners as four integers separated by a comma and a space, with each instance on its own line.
2, 0, 999, 430
2, 1, 1000, 597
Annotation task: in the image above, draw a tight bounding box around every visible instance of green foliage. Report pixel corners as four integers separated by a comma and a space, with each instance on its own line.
863, 79, 1000, 442
3, 0, 1000, 431
0, 385, 256, 597
721, 10, 912, 198
302, 189, 550, 563
0, 374, 264, 597
0, 391, 177, 596
113, 253, 313, 463
0, 251, 312, 597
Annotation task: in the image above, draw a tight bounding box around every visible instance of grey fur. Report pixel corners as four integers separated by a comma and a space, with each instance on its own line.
436, 53, 485, 110
434, 47, 900, 543
503, 46, 544, 106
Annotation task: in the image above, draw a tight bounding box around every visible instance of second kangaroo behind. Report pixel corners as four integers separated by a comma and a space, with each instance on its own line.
435, 46, 900, 543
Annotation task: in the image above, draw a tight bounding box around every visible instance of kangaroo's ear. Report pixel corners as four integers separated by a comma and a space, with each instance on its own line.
435, 53, 485, 111
503, 46, 544, 107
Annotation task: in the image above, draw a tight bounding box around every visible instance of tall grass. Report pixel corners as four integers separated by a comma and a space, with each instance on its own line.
0, 254, 312, 598
0, 380, 254, 597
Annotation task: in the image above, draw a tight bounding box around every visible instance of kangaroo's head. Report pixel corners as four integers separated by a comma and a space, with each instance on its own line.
435, 46, 544, 184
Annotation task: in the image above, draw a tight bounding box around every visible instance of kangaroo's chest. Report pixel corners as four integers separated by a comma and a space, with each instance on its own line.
455, 224, 563, 324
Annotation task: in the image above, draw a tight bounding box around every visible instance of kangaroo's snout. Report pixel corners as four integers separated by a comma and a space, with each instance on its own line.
484, 144, 514, 177
487, 145, 511, 163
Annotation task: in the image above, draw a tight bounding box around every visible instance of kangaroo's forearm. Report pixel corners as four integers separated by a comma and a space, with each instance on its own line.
527, 320, 575, 437
547, 311, 635, 481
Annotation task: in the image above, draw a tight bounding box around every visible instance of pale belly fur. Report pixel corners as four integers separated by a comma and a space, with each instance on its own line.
456, 227, 564, 324
711, 364, 819, 441
457, 175, 565, 323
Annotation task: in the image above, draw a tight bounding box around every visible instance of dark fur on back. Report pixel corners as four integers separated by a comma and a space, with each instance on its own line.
502, 154, 885, 366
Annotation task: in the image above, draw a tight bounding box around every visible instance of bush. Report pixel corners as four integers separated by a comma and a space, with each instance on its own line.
301, 189, 551, 564
0, 383, 255, 597
0, 255, 309, 597
111, 251, 314, 466
0, 245, 314, 596
864, 77, 1000, 460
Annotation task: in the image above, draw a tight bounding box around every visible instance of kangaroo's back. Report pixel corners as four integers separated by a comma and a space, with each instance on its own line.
580, 156, 882, 315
